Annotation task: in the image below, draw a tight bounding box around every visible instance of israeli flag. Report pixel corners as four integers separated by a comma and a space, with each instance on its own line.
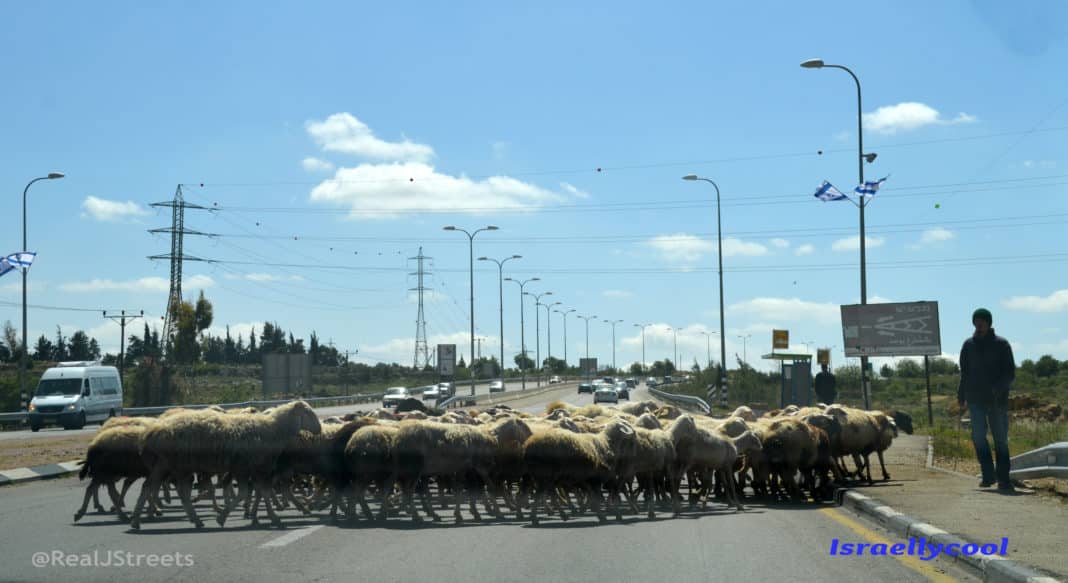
5, 252, 37, 271
855, 176, 888, 197
0, 256, 12, 279
813, 180, 849, 202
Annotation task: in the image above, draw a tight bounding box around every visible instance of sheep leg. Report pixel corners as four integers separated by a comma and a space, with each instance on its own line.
105, 480, 130, 521
171, 475, 203, 529
877, 450, 891, 481
644, 474, 656, 519
91, 481, 107, 513
586, 483, 608, 522
281, 482, 310, 515
74, 479, 100, 522
129, 466, 169, 530
530, 486, 546, 525
418, 479, 441, 522
252, 480, 284, 528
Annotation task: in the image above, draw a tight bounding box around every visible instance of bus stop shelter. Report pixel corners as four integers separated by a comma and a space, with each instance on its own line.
762, 352, 813, 408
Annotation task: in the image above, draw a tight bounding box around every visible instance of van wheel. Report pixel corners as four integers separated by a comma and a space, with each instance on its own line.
30, 425, 41, 433
73, 412, 86, 430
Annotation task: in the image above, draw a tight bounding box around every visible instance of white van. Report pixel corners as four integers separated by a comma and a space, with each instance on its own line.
28, 362, 124, 431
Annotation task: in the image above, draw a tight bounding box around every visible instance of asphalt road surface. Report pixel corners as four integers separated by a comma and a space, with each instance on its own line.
0, 386, 976, 583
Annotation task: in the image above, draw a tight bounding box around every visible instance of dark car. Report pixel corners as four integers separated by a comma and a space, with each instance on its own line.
614, 381, 630, 400
578, 382, 594, 394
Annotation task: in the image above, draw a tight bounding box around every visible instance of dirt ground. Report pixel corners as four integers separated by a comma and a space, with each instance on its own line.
934, 455, 1068, 503
0, 434, 91, 471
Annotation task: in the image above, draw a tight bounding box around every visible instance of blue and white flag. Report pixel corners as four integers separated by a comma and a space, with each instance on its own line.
855, 176, 888, 197
0, 256, 12, 279
813, 180, 850, 202
3, 252, 36, 274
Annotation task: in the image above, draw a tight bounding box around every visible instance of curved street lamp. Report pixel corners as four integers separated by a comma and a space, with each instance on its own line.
682, 174, 728, 395
504, 276, 539, 389
444, 225, 498, 395
478, 254, 521, 383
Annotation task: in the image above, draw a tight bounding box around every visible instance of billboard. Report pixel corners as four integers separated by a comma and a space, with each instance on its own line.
772, 329, 789, 349
840, 301, 942, 357
436, 344, 456, 376
579, 358, 598, 376
262, 353, 312, 396
817, 348, 831, 366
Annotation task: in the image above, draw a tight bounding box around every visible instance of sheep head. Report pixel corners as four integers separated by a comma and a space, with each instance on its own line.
891, 411, 914, 435
732, 430, 763, 457
275, 400, 322, 435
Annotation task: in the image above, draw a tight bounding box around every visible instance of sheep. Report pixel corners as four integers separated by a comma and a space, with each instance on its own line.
622, 424, 678, 518
824, 405, 897, 484
675, 420, 762, 512
522, 418, 639, 524
730, 406, 756, 422
344, 423, 399, 521
75, 422, 157, 522
322, 416, 344, 425
654, 405, 683, 420
129, 400, 321, 530
634, 413, 662, 430
619, 400, 659, 416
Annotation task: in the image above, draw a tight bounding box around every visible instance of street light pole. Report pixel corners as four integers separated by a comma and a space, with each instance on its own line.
801, 57, 872, 409
633, 323, 648, 374
526, 291, 553, 387
555, 308, 576, 368
577, 314, 597, 359
699, 331, 717, 371
479, 255, 521, 383
505, 277, 539, 390
682, 175, 728, 396
444, 225, 498, 396
667, 326, 679, 369
543, 301, 561, 362
20, 172, 65, 411
603, 319, 623, 373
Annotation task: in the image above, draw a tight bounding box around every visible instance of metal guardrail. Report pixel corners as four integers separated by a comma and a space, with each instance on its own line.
1009, 441, 1068, 480
0, 412, 27, 423
647, 386, 712, 414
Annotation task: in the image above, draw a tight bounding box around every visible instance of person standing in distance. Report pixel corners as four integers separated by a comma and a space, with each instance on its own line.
814, 364, 837, 405
958, 308, 1016, 491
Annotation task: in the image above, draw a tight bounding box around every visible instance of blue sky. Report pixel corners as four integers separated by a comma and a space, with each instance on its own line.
2, 0, 1066, 372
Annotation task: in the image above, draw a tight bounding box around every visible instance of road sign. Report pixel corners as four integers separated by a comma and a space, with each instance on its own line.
437, 344, 457, 376
772, 329, 789, 349
840, 301, 942, 357
579, 358, 597, 376
817, 348, 830, 366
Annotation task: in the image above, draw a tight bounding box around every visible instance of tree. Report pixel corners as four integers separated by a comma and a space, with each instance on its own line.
171, 301, 200, 364
1035, 355, 1060, 378
649, 359, 676, 377
194, 291, 213, 337
54, 326, 68, 361
247, 328, 258, 363
895, 358, 923, 378
2, 320, 20, 362
629, 362, 644, 375
541, 356, 566, 375
223, 326, 237, 364
514, 352, 534, 370
691, 358, 701, 374
458, 355, 467, 369
928, 357, 960, 375
0, 338, 9, 362
879, 363, 894, 379
88, 336, 101, 360
68, 331, 91, 360
33, 335, 55, 361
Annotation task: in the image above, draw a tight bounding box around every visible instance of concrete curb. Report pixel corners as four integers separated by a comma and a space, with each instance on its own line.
840, 490, 1063, 582
0, 460, 82, 487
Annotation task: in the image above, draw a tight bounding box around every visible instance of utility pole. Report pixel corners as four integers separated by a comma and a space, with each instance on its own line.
603, 319, 623, 373
148, 184, 216, 354
505, 277, 539, 390
526, 290, 553, 387
409, 247, 432, 370
555, 308, 576, 368
578, 315, 598, 359
634, 323, 649, 374
103, 310, 144, 381
479, 255, 521, 384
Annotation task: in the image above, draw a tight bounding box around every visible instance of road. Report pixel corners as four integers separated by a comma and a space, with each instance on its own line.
0, 378, 578, 443
0, 386, 975, 582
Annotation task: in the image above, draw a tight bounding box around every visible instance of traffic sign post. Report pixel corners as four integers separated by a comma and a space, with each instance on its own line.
437, 344, 457, 378
772, 329, 789, 350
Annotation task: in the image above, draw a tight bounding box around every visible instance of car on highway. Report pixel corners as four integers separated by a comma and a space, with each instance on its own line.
437, 382, 455, 397
593, 386, 619, 404
646, 377, 659, 388
488, 380, 505, 392
382, 386, 410, 408
614, 381, 630, 400
577, 382, 594, 394
421, 385, 442, 400
549, 375, 562, 384
28, 362, 123, 431
624, 378, 638, 389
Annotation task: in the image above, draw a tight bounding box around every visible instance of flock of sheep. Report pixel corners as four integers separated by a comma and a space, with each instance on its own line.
73, 397, 913, 529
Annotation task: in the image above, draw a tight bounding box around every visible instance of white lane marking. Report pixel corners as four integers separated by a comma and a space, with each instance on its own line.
260, 524, 324, 548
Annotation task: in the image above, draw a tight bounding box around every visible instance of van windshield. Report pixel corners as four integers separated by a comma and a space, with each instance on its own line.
35, 378, 83, 397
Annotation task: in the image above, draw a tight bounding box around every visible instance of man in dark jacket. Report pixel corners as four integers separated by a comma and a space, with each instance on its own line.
958, 307, 1016, 491
814, 364, 837, 404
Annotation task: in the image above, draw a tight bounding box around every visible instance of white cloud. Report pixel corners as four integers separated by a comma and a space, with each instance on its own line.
1003, 289, 1068, 313
831, 235, 885, 252
647, 234, 714, 263
920, 227, 955, 244
1022, 160, 1056, 169
647, 234, 769, 263
770, 238, 790, 249
602, 289, 633, 299
560, 182, 590, 199
305, 113, 434, 162
60, 275, 215, 293
301, 157, 335, 173
361, 331, 505, 365
795, 243, 815, 256
863, 102, 976, 135
832, 130, 851, 143
728, 297, 840, 323
309, 161, 565, 220
80, 196, 150, 222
